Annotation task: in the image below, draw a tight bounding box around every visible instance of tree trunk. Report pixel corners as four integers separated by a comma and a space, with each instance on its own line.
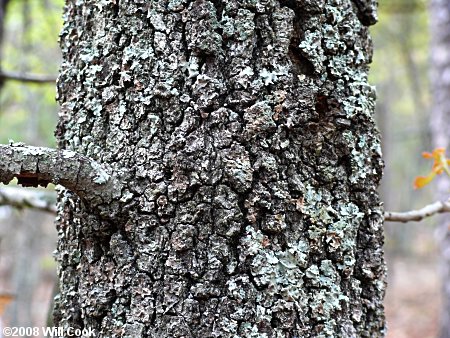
430, 1, 450, 337
50, 0, 386, 336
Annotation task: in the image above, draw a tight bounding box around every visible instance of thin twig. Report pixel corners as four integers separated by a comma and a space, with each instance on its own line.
384, 198, 450, 222
0, 187, 56, 213
0, 70, 56, 84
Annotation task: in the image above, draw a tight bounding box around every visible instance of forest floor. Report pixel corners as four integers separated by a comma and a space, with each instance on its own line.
385, 255, 441, 338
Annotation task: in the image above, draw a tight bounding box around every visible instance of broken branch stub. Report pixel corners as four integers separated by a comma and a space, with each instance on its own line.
0, 144, 123, 215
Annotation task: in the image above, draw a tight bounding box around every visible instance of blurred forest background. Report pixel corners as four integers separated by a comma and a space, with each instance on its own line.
0, 0, 444, 337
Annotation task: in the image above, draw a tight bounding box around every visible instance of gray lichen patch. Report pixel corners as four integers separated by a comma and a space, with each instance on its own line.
90, 161, 111, 184
299, 29, 326, 74
238, 225, 310, 331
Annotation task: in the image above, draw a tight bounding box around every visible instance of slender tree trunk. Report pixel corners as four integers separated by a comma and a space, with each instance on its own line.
430, 1, 450, 337
0, 0, 9, 92
51, 0, 385, 336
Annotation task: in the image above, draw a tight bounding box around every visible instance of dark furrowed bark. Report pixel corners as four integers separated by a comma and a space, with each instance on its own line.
54, 1, 385, 336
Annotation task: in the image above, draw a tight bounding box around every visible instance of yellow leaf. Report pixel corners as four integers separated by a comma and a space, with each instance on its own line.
0, 293, 14, 316
415, 147, 450, 188
414, 172, 436, 189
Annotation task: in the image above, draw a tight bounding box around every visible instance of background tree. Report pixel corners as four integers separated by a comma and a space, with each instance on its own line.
372, 1, 442, 335
1, 0, 386, 336
429, 0, 450, 336
0, 0, 10, 86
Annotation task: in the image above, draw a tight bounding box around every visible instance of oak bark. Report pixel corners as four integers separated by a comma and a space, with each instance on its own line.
53, 0, 385, 336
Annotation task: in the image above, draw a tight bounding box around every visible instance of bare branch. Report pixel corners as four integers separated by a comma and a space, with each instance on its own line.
0, 187, 56, 213
0, 70, 57, 84
0, 144, 123, 216
384, 198, 450, 222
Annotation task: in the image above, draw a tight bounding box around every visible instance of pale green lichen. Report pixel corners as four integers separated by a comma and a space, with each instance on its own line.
302, 185, 336, 225
62, 150, 77, 159
345, 133, 382, 185
258, 66, 289, 86
299, 29, 326, 74
90, 161, 110, 184
308, 260, 350, 328
240, 225, 310, 329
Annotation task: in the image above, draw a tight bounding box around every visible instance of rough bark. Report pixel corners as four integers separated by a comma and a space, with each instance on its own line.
429, 1, 450, 337
53, 0, 385, 337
